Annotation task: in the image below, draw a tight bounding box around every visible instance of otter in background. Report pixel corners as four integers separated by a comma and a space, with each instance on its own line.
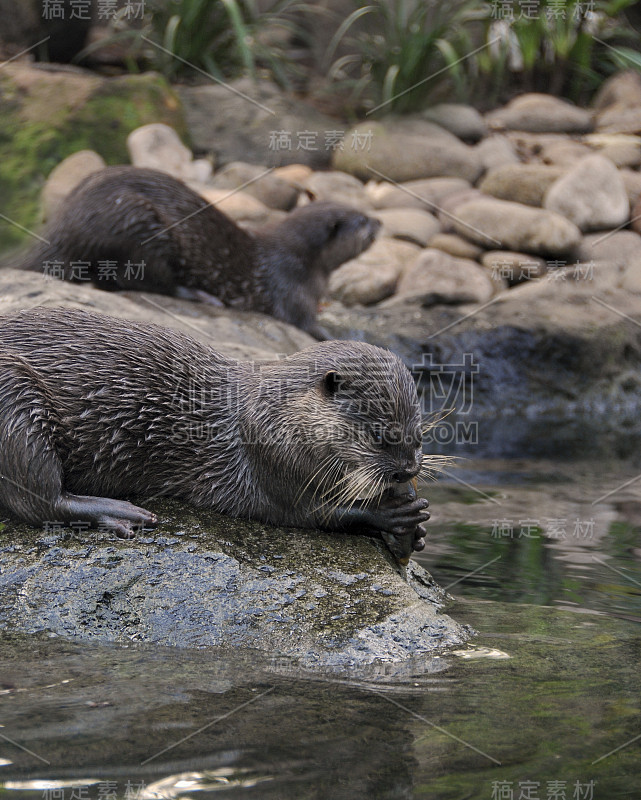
17, 166, 380, 339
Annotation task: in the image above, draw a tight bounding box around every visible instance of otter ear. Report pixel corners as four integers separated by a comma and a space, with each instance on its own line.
323, 370, 342, 396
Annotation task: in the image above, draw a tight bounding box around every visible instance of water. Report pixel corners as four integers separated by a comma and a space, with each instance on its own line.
1, 452, 640, 799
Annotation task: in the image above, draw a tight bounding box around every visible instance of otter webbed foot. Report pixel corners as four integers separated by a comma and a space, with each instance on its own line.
55, 494, 158, 539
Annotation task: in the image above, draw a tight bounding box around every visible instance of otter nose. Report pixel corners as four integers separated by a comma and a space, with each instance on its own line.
392, 467, 419, 483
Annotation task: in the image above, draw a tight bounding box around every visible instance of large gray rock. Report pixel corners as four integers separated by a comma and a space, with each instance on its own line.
178, 78, 338, 168
210, 161, 299, 211
544, 154, 629, 232
451, 197, 582, 255
0, 505, 468, 667
375, 208, 440, 246
319, 259, 641, 422
389, 249, 495, 306
422, 103, 488, 142
333, 121, 484, 183
41, 150, 106, 221
0, 268, 312, 361
479, 164, 566, 207
328, 237, 419, 306
487, 93, 594, 133
365, 177, 471, 211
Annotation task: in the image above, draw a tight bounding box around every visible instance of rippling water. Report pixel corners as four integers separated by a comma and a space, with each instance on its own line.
1, 449, 639, 799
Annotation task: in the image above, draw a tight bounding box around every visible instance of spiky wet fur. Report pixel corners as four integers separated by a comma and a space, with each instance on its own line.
0, 308, 433, 530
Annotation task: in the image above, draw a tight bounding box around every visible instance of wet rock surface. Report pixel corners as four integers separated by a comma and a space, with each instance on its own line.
0, 503, 470, 667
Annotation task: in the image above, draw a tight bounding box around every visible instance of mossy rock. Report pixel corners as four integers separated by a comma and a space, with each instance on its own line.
0, 64, 186, 255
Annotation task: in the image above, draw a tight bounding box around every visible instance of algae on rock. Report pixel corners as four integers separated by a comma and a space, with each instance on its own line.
0, 64, 186, 254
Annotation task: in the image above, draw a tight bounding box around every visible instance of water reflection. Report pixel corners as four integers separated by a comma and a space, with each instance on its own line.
0, 455, 639, 798
415, 457, 641, 621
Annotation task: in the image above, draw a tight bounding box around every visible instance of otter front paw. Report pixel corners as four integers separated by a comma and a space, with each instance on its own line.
368, 494, 430, 536
374, 485, 429, 564
380, 521, 427, 565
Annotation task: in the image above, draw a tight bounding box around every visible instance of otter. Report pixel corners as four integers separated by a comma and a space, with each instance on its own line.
0, 308, 433, 562
18, 166, 380, 339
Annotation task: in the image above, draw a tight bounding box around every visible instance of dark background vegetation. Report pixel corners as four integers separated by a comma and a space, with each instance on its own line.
2, 0, 641, 116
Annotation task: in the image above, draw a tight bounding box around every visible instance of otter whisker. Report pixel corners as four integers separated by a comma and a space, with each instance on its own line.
316, 465, 383, 522
417, 454, 457, 481
421, 408, 454, 435
314, 453, 347, 494
315, 467, 371, 511
295, 452, 341, 506
313, 466, 371, 519
316, 474, 365, 516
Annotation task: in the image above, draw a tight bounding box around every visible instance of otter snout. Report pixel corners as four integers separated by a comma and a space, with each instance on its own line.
391, 448, 423, 484
392, 468, 419, 483
362, 216, 381, 246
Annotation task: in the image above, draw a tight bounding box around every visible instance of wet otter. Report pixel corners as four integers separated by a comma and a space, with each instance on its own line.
18, 166, 380, 339
0, 308, 433, 562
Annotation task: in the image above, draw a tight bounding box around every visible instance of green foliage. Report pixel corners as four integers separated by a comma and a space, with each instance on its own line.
323, 0, 641, 114
80, 0, 310, 87
134, 0, 306, 86
0, 73, 183, 256
324, 0, 485, 115
475, 0, 641, 103
146, 0, 253, 79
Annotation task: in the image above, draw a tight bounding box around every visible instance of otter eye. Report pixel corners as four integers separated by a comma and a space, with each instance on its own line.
323, 370, 342, 395
329, 220, 342, 238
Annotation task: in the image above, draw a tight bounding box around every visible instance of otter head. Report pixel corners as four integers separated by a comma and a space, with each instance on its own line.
279, 202, 381, 276
293, 341, 423, 514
